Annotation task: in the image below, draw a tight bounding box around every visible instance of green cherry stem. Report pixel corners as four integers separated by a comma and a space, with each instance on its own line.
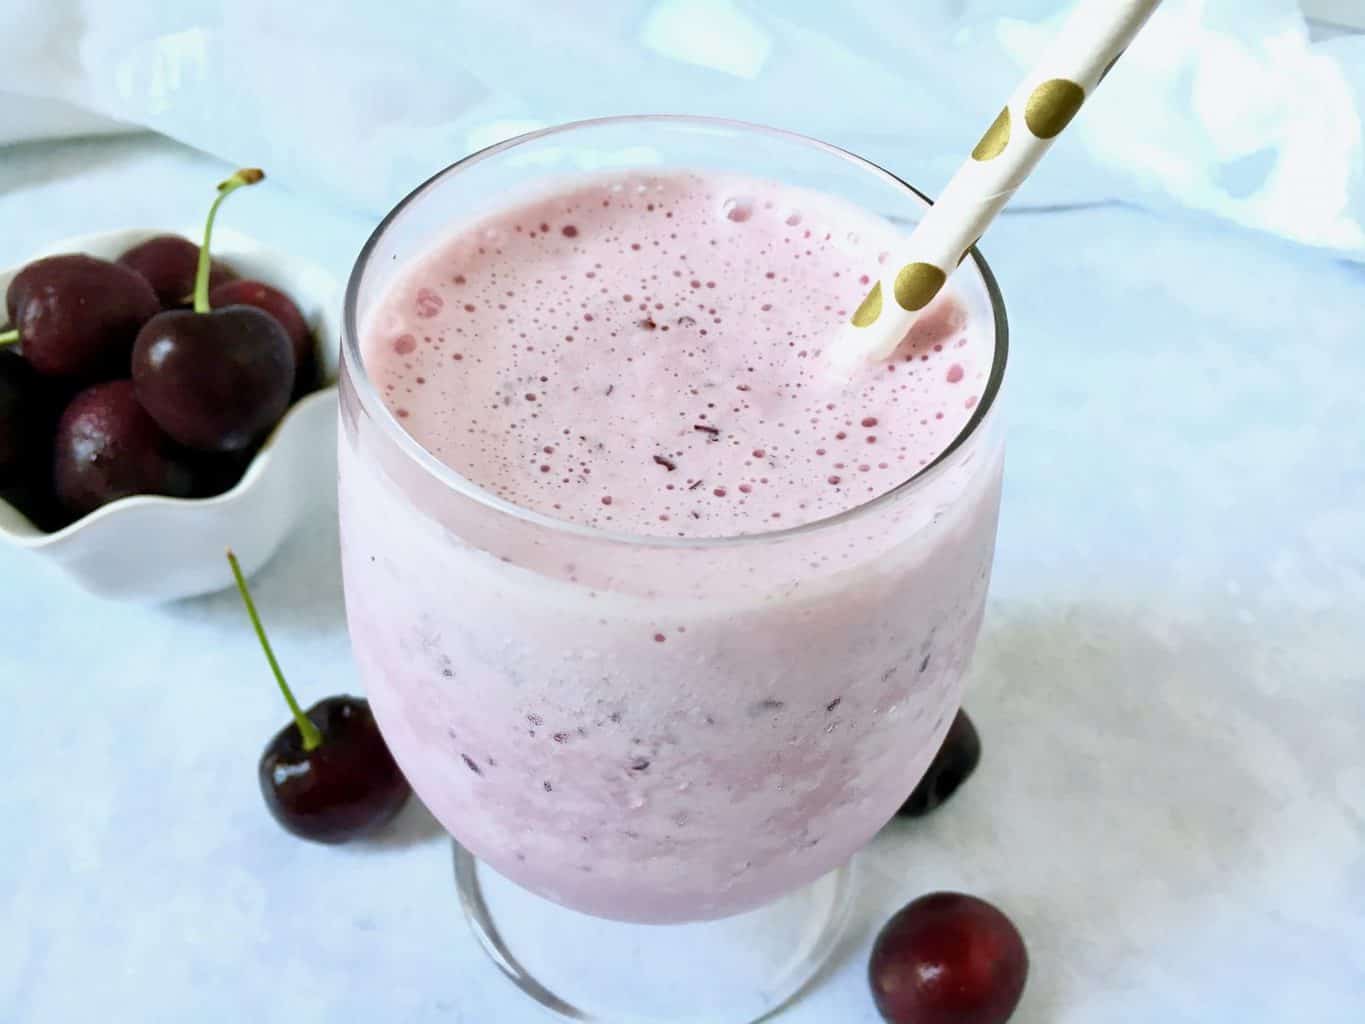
226, 547, 322, 752
0, 328, 18, 346
193, 167, 265, 314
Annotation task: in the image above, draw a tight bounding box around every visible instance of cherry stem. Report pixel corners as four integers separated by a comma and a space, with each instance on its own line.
0, 329, 17, 346
193, 167, 265, 314
226, 548, 322, 751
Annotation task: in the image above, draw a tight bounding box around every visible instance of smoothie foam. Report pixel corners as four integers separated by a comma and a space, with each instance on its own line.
361, 172, 987, 537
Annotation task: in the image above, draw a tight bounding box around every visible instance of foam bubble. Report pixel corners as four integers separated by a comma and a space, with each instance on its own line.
723, 198, 753, 223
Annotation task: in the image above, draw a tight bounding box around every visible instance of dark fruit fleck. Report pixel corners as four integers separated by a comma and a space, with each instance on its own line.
132, 306, 293, 452
5, 254, 159, 377
898, 709, 980, 818
259, 696, 411, 843
52, 380, 194, 517
118, 234, 235, 308
209, 279, 312, 372
869, 892, 1028, 1024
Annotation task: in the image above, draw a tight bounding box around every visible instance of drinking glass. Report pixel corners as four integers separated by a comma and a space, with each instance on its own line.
339, 116, 1008, 1023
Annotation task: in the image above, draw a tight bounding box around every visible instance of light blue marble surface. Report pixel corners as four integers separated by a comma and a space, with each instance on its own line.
1, 134, 1361, 1023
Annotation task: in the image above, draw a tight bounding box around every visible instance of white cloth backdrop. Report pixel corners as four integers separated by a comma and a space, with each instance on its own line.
1, 0, 1362, 257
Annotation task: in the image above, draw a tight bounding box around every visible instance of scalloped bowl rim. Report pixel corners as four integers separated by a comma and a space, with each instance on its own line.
0, 225, 339, 550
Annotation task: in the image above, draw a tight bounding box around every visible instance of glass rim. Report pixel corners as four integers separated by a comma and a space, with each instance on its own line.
341, 114, 1009, 550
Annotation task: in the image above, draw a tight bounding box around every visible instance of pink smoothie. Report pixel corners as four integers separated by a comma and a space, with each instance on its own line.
360, 173, 985, 535
340, 170, 1004, 922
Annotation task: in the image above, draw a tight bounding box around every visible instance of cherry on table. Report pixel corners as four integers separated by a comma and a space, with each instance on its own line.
869, 891, 1028, 1024
118, 234, 236, 308
133, 170, 294, 453
898, 709, 981, 818
260, 696, 411, 844
227, 550, 411, 843
2, 254, 159, 377
52, 380, 195, 518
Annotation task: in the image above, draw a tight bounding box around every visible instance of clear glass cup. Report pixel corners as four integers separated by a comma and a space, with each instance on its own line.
339, 116, 1008, 1023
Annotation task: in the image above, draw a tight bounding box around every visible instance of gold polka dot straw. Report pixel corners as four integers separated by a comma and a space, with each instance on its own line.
840, 0, 1164, 366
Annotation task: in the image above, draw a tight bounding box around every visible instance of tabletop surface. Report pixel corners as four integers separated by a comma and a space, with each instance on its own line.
2, 133, 1362, 1024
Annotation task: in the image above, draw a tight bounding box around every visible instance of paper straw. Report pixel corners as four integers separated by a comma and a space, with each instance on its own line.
837, 0, 1164, 367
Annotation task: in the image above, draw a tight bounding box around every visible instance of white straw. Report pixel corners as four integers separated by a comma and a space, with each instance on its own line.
836, 0, 1164, 367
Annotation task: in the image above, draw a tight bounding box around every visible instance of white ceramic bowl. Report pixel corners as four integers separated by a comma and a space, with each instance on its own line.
0, 227, 340, 602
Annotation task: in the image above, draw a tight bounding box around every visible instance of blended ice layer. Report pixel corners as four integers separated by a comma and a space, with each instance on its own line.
360, 172, 987, 537
340, 170, 1004, 923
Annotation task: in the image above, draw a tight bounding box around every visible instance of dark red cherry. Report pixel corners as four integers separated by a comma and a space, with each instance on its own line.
52, 380, 195, 517
209, 279, 311, 371
118, 234, 235, 308
0, 349, 78, 529
189, 445, 258, 498
0, 472, 72, 533
4, 254, 159, 377
869, 892, 1028, 1024
130, 169, 294, 453
259, 696, 411, 843
0, 346, 39, 484
898, 709, 981, 818
132, 305, 292, 452
228, 551, 411, 843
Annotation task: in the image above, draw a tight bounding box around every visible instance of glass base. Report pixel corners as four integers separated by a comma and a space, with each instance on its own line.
452, 841, 856, 1023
